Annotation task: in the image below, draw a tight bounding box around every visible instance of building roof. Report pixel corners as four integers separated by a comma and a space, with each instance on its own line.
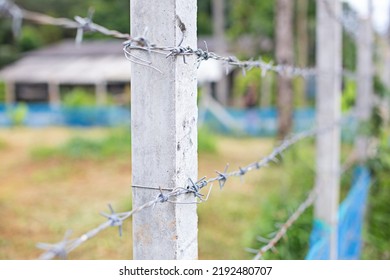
0, 39, 229, 85
0, 40, 131, 84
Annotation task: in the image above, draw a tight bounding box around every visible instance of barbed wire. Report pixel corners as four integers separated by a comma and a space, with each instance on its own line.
123, 37, 317, 78
37, 191, 184, 259
247, 187, 317, 260
246, 112, 359, 259
36, 117, 347, 260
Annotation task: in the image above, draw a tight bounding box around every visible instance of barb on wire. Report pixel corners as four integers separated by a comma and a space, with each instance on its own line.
37, 230, 73, 260
251, 187, 318, 260
0, 0, 23, 37
74, 8, 95, 45
100, 204, 128, 237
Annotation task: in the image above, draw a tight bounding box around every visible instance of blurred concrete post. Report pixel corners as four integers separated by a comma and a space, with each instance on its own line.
315, 0, 342, 260
212, 0, 229, 105
356, 15, 374, 162
130, 0, 198, 259
5, 81, 15, 104
96, 82, 107, 105
296, 0, 309, 107
276, 0, 294, 139
48, 83, 60, 107
260, 72, 273, 108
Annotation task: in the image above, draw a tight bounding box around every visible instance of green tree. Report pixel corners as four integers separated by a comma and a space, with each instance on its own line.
227, 0, 275, 40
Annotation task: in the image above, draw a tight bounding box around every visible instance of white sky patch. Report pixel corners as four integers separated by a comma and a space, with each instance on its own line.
343, 0, 390, 33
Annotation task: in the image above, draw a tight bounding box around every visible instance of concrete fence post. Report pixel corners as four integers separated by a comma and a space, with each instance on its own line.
315, 0, 342, 260
130, 0, 198, 259
356, 15, 373, 162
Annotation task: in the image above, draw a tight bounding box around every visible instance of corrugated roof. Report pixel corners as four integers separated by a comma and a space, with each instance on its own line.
0, 39, 226, 84
26, 40, 125, 57
0, 40, 131, 84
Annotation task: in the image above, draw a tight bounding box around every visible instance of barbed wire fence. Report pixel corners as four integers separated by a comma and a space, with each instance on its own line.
0, 0, 370, 260
34, 119, 347, 260
0, 0, 319, 79
35, 127, 306, 259
38, 111, 357, 260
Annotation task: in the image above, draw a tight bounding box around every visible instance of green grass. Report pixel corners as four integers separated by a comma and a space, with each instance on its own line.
26, 126, 367, 259
246, 139, 315, 260
0, 138, 6, 150
31, 127, 218, 161
364, 130, 390, 259
31, 128, 132, 160
5, 125, 381, 259
245, 139, 356, 260
198, 127, 218, 154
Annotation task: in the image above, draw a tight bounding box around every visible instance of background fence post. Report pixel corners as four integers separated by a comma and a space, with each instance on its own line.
356, 11, 373, 163
5, 81, 15, 104
212, 0, 229, 106
130, 0, 198, 259
315, 0, 342, 260
276, 0, 294, 139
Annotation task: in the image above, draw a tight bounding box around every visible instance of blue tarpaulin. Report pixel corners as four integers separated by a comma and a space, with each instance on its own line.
0, 104, 357, 139
0, 103, 130, 127
306, 166, 371, 260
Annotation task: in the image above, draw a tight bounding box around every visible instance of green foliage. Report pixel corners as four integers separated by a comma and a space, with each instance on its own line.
374, 76, 390, 98
32, 126, 217, 161
19, 26, 44, 52
341, 4, 357, 71
256, 195, 314, 260
0, 138, 7, 151
365, 129, 390, 259
7, 103, 28, 126
341, 78, 356, 112
247, 141, 356, 259
83, 0, 130, 39
32, 128, 131, 160
233, 68, 262, 98
198, 127, 218, 154
342, 35, 357, 71
62, 88, 96, 107
198, 0, 213, 35
358, 87, 390, 259
0, 44, 19, 68
227, 0, 275, 40
248, 140, 315, 259
0, 81, 5, 102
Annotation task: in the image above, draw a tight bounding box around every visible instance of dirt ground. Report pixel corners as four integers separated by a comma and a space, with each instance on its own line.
0, 127, 275, 260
